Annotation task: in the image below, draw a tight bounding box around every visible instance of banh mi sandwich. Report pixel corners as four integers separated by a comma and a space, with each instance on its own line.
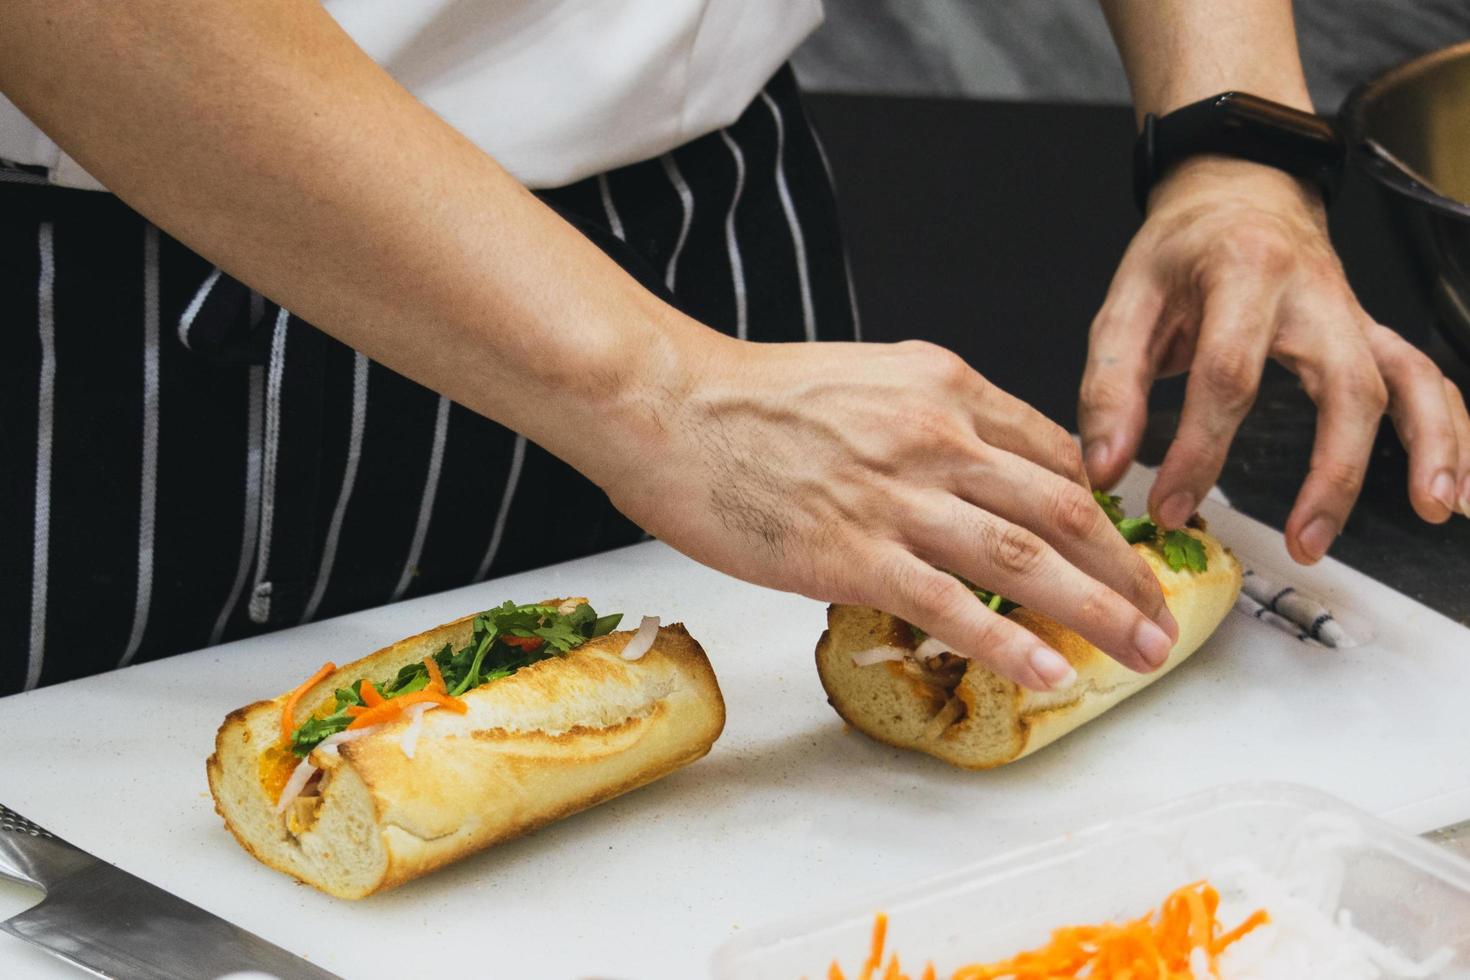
815, 492, 1242, 769
208, 598, 724, 898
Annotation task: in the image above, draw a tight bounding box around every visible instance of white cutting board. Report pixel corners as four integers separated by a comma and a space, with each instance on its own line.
2, 466, 1468, 979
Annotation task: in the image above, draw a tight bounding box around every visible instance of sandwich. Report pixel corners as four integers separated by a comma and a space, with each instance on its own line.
815, 493, 1242, 769
207, 598, 724, 898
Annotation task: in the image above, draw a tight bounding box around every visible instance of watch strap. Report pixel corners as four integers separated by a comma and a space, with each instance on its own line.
1133, 92, 1345, 212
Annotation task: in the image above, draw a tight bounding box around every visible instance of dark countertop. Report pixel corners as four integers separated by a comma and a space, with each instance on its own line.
806, 92, 1470, 624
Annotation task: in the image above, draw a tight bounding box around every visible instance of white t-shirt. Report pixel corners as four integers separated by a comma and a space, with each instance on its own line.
0, 0, 823, 191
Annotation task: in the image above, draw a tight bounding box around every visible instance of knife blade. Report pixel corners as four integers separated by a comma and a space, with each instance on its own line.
0, 804, 340, 979
1423, 817, 1470, 859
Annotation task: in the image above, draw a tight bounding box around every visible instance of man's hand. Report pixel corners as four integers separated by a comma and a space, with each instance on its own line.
1079, 157, 1470, 564
590, 334, 1180, 693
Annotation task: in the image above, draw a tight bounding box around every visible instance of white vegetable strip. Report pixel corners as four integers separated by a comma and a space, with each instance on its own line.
620, 615, 659, 660
1211, 818, 1457, 980
1216, 877, 1456, 979
850, 645, 906, 667
851, 637, 955, 668
399, 703, 438, 759
914, 636, 954, 660
316, 725, 377, 758
272, 725, 380, 814
273, 756, 319, 815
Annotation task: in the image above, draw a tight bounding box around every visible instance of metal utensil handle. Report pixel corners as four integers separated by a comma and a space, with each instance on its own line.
0, 803, 92, 891
0, 805, 57, 840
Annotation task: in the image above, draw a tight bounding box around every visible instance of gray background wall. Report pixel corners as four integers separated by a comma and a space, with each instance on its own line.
793, 1, 1470, 110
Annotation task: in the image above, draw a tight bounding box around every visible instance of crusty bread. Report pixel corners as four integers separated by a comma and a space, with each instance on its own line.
207, 611, 725, 899
815, 528, 1242, 769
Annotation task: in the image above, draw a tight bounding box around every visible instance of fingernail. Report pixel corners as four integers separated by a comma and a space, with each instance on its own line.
1158, 491, 1195, 529
1460, 475, 1470, 518
1299, 516, 1337, 561
1084, 439, 1111, 476
1134, 619, 1173, 670
1431, 470, 1456, 512
1029, 647, 1076, 690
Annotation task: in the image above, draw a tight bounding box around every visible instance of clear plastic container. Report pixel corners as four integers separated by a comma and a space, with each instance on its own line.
713, 782, 1470, 978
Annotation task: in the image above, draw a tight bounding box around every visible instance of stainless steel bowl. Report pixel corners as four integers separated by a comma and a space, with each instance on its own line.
1341, 41, 1470, 363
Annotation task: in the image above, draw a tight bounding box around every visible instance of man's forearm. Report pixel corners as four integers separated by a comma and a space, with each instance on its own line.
0, 0, 697, 487
1084, 0, 1470, 558
1100, 0, 1314, 123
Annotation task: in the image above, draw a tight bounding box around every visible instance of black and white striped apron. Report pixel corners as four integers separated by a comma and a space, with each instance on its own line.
0, 66, 858, 695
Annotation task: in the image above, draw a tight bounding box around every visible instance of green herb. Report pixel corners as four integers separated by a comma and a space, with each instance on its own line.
289, 600, 620, 756
1161, 529, 1208, 573
1115, 515, 1157, 544
1094, 492, 1126, 526
380, 663, 430, 699
970, 586, 1017, 616
288, 686, 361, 755
1090, 490, 1209, 573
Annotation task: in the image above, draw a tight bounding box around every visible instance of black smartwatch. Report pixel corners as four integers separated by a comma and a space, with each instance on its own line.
1132, 92, 1345, 212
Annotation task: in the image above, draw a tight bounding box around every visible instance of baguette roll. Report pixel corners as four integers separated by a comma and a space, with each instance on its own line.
815, 527, 1242, 769
207, 608, 724, 898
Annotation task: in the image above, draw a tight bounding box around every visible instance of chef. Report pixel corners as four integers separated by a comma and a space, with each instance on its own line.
0, 0, 1465, 697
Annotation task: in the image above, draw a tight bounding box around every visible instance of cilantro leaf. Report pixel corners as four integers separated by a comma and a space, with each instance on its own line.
1094, 490, 1208, 572
379, 661, 429, 699
1093, 490, 1126, 525
590, 613, 623, 637
1161, 530, 1208, 573
448, 627, 497, 696
291, 707, 355, 756
289, 599, 619, 755
1115, 516, 1158, 544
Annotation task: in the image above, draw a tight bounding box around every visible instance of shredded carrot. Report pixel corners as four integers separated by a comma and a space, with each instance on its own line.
345, 688, 467, 730
859, 913, 888, 980
833, 881, 1267, 980
502, 634, 543, 651
1211, 908, 1270, 953
280, 661, 336, 745
423, 656, 447, 694
359, 679, 384, 707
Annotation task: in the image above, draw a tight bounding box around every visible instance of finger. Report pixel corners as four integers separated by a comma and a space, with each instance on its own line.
897, 340, 1091, 488
958, 446, 1177, 640
903, 495, 1175, 675
1078, 279, 1165, 490
971, 379, 1091, 489
1370, 325, 1458, 522
1149, 282, 1276, 529
1446, 377, 1470, 517
1284, 353, 1387, 563
868, 549, 1079, 692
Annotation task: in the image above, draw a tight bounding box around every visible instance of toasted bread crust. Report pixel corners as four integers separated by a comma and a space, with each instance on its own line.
207, 610, 724, 898
816, 530, 1242, 769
